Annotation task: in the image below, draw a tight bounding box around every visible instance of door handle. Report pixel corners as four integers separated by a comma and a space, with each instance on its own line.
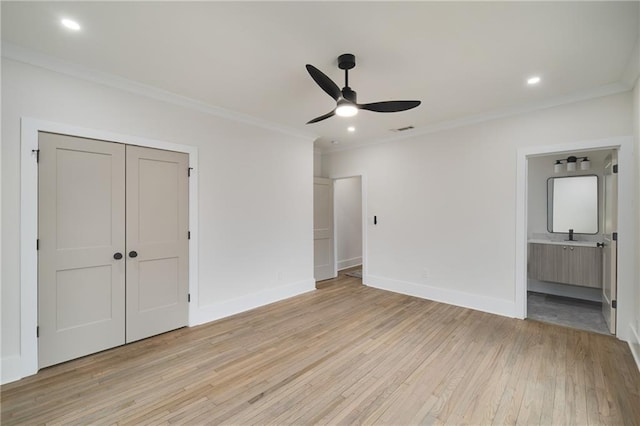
113, 252, 123, 260
129, 251, 138, 258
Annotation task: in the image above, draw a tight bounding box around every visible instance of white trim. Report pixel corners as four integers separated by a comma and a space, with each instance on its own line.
337, 257, 363, 271
189, 279, 315, 326
324, 83, 631, 154
1, 356, 23, 385
628, 323, 640, 373
16, 117, 199, 384
365, 275, 517, 318
2, 42, 315, 143
515, 137, 636, 341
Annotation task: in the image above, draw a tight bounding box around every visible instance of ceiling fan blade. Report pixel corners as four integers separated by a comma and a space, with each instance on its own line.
306, 64, 342, 101
359, 100, 421, 113
306, 110, 335, 124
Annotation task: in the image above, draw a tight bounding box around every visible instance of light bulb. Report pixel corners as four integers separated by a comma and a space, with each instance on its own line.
554, 161, 563, 173
580, 158, 590, 170
335, 102, 358, 117
527, 76, 541, 85
61, 18, 81, 31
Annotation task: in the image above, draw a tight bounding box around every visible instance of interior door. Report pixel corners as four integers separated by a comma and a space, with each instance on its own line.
602, 151, 618, 334
314, 177, 336, 282
38, 132, 126, 368
125, 146, 189, 343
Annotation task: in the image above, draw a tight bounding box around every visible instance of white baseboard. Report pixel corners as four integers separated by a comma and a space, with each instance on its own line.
1, 355, 23, 385
364, 274, 517, 318
629, 323, 640, 373
189, 279, 316, 326
337, 257, 362, 271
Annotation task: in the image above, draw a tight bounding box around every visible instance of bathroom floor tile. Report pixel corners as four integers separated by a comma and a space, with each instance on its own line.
527, 291, 610, 335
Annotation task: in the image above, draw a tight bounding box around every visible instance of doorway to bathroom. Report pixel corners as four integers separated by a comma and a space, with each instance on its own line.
525, 148, 618, 335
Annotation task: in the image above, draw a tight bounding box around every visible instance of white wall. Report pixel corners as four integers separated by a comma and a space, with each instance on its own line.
314, 150, 323, 177
335, 177, 362, 270
1, 58, 315, 382
323, 92, 633, 318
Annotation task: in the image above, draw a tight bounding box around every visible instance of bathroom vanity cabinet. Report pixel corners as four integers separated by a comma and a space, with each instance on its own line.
528, 242, 602, 288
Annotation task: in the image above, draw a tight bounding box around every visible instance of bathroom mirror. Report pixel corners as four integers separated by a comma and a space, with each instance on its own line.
547, 175, 598, 234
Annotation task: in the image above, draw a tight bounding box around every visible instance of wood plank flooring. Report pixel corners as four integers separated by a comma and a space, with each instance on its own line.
2, 271, 639, 425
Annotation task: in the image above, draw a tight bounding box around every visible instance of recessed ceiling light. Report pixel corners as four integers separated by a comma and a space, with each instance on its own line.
347, 126, 355, 132
527, 76, 541, 85
61, 18, 81, 31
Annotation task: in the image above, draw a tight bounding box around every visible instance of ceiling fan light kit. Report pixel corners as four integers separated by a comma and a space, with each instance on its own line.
305, 53, 421, 124
335, 100, 358, 117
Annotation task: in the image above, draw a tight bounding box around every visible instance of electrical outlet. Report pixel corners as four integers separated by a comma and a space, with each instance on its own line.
278, 271, 286, 281
421, 269, 429, 281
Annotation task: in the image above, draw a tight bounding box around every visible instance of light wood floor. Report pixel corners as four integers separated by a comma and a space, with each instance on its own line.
2, 271, 639, 425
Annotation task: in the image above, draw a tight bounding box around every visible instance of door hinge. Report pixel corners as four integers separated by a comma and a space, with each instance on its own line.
612, 300, 617, 309
36, 326, 39, 338
36, 239, 39, 250
612, 232, 618, 241
612, 164, 618, 174
188, 167, 194, 177
188, 231, 191, 240
188, 293, 191, 303
32, 149, 40, 163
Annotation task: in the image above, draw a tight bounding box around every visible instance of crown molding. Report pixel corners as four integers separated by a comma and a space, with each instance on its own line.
2, 42, 317, 143
324, 81, 632, 154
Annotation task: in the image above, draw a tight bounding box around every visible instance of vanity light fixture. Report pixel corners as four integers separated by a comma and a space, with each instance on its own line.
580, 157, 591, 170
554, 155, 590, 173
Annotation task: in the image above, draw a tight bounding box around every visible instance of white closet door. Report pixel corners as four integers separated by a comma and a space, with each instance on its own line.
125, 145, 189, 343
314, 177, 336, 281
38, 132, 126, 368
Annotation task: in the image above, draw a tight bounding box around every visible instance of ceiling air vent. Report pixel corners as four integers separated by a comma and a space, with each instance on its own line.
391, 125, 414, 132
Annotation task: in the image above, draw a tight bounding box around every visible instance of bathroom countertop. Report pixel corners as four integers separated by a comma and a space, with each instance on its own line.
528, 239, 599, 248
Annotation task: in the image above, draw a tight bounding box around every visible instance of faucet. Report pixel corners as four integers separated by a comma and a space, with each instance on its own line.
568, 229, 574, 241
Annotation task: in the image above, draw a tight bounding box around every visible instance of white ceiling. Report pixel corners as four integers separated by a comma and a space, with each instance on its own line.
2, 2, 638, 152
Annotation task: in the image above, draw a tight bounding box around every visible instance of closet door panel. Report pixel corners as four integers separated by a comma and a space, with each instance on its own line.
38, 132, 126, 368
125, 145, 189, 343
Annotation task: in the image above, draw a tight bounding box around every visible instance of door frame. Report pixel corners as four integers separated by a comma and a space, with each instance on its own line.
20, 117, 199, 378
332, 176, 365, 278
515, 136, 635, 340
328, 173, 368, 283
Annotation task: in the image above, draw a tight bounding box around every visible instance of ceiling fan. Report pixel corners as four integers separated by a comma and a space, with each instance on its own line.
305, 53, 421, 124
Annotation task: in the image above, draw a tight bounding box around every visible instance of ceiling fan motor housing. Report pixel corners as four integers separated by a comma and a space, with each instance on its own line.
342, 87, 357, 103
